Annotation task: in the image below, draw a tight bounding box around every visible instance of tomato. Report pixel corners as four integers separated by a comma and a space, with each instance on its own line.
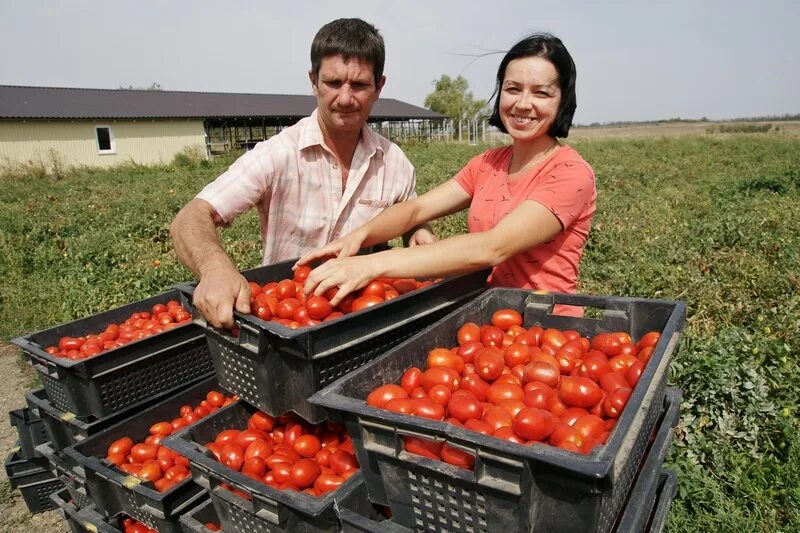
464, 418, 494, 436
294, 435, 322, 458
137, 460, 163, 482
480, 325, 504, 347
474, 347, 505, 382
276, 298, 300, 319
590, 333, 622, 357
420, 367, 460, 392
554, 349, 580, 374
522, 385, 555, 410
305, 295, 333, 320
149, 422, 173, 437
391, 278, 418, 294
577, 357, 612, 381
366, 384, 409, 408
411, 398, 446, 420
599, 372, 629, 393
293, 265, 312, 283
291, 458, 322, 488
248, 412, 277, 432
400, 367, 422, 393
329, 449, 359, 475
271, 462, 293, 484
427, 384, 452, 407
351, 295, 384, 312
512, 407, 556, 441
559, 377, 603, 409
457, 341, 483, 364
482, 405, 513, 431
541, 328, 567, 349
427, 348, 465, 373
106, 453, 125, 467
108, 437, 134, 457
493, 426, 525, 444
440, 443, 475, 469
314, 473, 345, 494
58, 336, 83, 351
235, 429, 268, 451
549, 422, 583, 449
522, 361, 560, 388
403, 436, 442, 460
361, 280, 387, 299
457, 322, 481, 345
445, 390, 484, 423
129, 443, 159, 463
638, 346, 655, 365
486, 383, 524, 405
636, 331, 661, 350
220, 443, 245, 471
502, 342, 531, 368
608, 354, 639, 373
491, 309, 523, 331
623, 359, 643, 386
603, 387, 632, 419
244, 439, 273, 462
275, 279, 296, 299
384, 398, 414, 414
460, 374, 490, 402
572, 414, 606, 440
283, 423, 305, 448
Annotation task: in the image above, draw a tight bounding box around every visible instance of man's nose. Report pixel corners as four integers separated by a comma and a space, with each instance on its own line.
337, 85, 354, 106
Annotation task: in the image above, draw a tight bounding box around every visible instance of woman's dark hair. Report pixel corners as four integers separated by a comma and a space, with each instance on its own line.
488, 33, 577, 138
310, 18, 385, 86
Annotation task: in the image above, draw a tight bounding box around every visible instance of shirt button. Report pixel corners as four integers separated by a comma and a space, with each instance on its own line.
333, 163, 339, 169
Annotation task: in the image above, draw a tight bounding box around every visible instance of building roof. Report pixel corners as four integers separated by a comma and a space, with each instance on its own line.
0, 85, 443, 121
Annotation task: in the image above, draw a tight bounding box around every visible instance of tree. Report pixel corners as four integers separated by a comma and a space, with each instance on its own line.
424, 75, 486, 122
118, 82, 163, 91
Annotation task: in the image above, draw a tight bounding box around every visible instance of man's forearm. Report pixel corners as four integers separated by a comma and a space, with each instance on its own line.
170, 200, 234, 278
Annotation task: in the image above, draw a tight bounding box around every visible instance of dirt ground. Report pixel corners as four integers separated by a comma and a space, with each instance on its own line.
0, 343, 69, 532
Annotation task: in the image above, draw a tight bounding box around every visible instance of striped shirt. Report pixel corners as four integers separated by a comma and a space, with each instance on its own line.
197, 109, 417, 264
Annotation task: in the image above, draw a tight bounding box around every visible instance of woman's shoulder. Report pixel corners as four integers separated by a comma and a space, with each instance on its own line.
551, 144, 594, 175
470, 146, 512, 171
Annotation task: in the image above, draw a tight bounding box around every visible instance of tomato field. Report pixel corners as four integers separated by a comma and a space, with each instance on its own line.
1, 132, 799, 530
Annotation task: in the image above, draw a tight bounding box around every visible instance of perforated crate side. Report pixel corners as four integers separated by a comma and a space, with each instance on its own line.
18, 474, 64, 514
9, 408, 49, 459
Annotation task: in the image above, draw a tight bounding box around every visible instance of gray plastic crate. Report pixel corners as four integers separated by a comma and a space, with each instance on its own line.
179, 496, 222, 532
63, 377, 221, 533
646, 470, 678, 533
9, 407, 49, 459
50, 489, 121, 532
11, 290, 213, 419
37, 442, 92, 510
310, 288, 686, 533
5, 449, 64, 513
163, 400, 374, 532
175, 258, 489, 423
4, 443, 50, 486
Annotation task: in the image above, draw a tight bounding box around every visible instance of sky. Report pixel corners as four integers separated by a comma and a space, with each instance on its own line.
1, 0, 798, 125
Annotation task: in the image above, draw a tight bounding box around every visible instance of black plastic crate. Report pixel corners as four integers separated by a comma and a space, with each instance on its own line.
37, 442, 92, 510
615, 389, 680, 533
51, 489, 121, 533
175, 259, 489, 423
310, 288, 686, 533
646, 470, 678, 533
4, 443, 50, 486
11, 290, 214, 419
9, 407, 49, 459
180, 496, 222, 532
163, 400, 375, 532
6, 449, 64, 513
63, 377, 222, 532
26, 386, 185, 453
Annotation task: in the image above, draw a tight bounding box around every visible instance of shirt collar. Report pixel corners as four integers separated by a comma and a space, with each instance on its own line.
299, 108, 384, 159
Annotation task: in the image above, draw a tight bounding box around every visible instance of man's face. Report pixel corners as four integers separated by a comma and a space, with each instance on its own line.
310, 54, 385, 137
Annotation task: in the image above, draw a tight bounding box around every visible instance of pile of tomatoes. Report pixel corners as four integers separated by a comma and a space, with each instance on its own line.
103, 389, 237, 492
44, 300, 192, 360
364, 308, 661, 468
245, 265, 434, 329
119, 516, 221, 532
204, 410, 359, 498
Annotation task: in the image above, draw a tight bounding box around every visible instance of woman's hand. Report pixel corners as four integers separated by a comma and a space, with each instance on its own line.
303, 255, 379, 307
294, 230, 366, 270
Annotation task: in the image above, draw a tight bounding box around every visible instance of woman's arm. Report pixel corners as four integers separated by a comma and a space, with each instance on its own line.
304, 198, 563, 306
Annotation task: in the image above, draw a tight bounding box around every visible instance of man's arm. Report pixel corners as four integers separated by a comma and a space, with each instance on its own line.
402, 223, 436, 247
170, 198, 251, 329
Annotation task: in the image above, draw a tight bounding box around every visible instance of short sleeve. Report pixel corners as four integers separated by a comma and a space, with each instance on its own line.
527, 160, 595, 228
196, 142, 276, 223
454, 151, 490, 196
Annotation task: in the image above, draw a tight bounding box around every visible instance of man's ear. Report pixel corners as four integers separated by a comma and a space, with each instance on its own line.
309, 71, 318, 95
375, 75, 386, 96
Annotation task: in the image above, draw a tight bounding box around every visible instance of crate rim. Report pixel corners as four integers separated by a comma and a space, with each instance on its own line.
309, 287, 686, 479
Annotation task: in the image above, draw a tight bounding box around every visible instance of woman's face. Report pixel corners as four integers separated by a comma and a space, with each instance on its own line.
499, 56, 562, 142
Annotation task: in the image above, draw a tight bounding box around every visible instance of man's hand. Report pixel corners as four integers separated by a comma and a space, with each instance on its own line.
193, 264, 251, 329
407, 225, 437, 247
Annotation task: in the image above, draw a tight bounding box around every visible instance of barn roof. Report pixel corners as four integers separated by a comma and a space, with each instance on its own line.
0, 85, 443, 121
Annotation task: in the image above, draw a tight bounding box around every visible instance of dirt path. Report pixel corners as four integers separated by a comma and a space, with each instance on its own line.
0, 343, 69, 532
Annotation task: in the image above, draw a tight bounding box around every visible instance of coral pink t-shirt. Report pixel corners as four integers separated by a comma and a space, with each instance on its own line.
454, 145, 596, 297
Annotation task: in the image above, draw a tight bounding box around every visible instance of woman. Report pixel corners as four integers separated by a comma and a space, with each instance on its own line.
297, 33, 596, 316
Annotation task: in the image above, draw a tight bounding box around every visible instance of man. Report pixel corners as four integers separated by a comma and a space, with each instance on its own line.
170, 18, 434, 329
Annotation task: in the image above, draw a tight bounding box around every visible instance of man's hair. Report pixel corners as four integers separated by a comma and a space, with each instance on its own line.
488, 33, 577, 138
310, 18, 385, 86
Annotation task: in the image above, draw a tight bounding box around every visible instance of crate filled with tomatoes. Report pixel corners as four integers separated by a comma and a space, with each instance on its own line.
62, 377, 234, 533
310, 288, 686, 533
175, 258, 490, 423
11, 290, 214, 420
162, 399, 374, 532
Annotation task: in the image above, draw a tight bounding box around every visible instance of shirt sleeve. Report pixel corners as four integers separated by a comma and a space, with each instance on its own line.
527, 159, 596, 229
453, 151, 489, 196
196, 141, 276, 223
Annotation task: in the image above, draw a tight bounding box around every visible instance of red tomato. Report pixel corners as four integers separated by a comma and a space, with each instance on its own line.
385, 398, 414, 414
137, 460, 163, 482
294, 265, 312, 283
590, 333, 622, 357
215, 429, 241, 446
560, 407, 590, 426
577, 357, 612, 381
440, 443, 475, 469
129, 443, 158, 463
603, 387, 632, 419
107, 437, 134, 457
427, 348, 465, 373
513, 407, 556, 441
559, 377, 604, 409
572, 414, 606, 440
351, 295, 384, 312
400, 367, 422, 393
248, 412, 277, 432
474, 347, 505, 382
446, 390, 484, 423
244, 439, 273, 462
294, 435, 322, 458
314, 473, 345, 494
149, 422, 173, 437
493, 426, 525, 444
291, 458, 322, 488
522, 385, 555, 410
464, 419, 493, 436
361, 281, 386, 299
329, 449, 359, 475
522, 361, 560, 388
403, 437, 442, 460
482, 405, 513, 431
457, 341, 483, 364
276, 279, 296, 299
276, 298, 300, 319
503, 343, 531, 367
626, 361, 645, 388
392, 278, 419, 294
220, 443, 245, 471
599, 372, 630, 393
486, 383, 524, 405
491, 309, 523, 331
427, 384, 453, 407
457, 322, 481, 345
479, 325, 504, 347
460, 374, 490, 402
366, 384, 409, 408
235, 429, 268, 451
411, 398, 446, 420
305, 296, 333, 320
420, 367, 461, 392
541, 328, 567, 349
636, 331, 661, 350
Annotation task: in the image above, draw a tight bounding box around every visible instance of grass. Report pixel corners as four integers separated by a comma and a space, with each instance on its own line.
1, 134, 799, 530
